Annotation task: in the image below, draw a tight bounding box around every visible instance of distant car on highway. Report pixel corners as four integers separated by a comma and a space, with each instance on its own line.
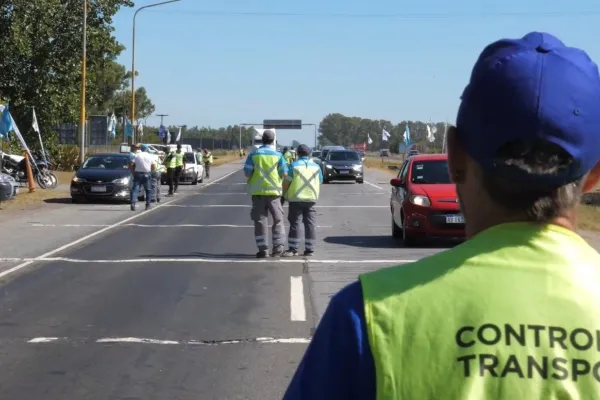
408, 149, 419, 157
161, 152, 204, 185
322, 149, 364, 184
70, 153, 143, 204
311, 150, 322, 163
389, 153, 465, 246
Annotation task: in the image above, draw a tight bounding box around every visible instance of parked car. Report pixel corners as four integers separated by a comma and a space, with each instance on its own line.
321, 149, 363, 184
161, 152, 204, 185
320, 145, 345, 161
389, 153, 465, 246
70, 153, 143, 203
408, 149, 419, 157
311, 150, 322, 163
380, 149, 390, 157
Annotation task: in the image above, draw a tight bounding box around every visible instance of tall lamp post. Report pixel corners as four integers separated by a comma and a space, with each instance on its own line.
79, 0, 88, 163
131, 0, 181, 142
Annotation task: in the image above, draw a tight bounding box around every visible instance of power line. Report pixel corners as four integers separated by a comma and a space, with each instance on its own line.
144, 9, 600, 20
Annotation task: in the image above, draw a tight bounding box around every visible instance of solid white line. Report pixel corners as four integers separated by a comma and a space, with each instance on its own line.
27, 336, 311, 345
0, 167, 243, 281
162, 205, 387, 208
290, 276, 306, 322
29, 223, 334, 228
0, 257, 416, 264
364, 181, 384, 190
196, 193, 246, 195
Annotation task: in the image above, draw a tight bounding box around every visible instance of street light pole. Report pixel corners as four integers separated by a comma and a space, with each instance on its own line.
131, 0, 181, 135
79, 0, 87, 163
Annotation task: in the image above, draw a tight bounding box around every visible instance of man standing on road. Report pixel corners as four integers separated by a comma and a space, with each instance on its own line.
202, 148, 213, 179
165, 144, 185, 196
245, 129, 288, 258
130, 144, 155, 211
282, 144, 322, 257
150, 149, 163, 203
284, 32, 600, 399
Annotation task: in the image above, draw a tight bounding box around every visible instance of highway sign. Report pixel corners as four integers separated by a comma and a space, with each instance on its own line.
263, 119, 302, 129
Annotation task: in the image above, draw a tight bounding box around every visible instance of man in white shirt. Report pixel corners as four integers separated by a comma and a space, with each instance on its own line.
130, 144, 156, 211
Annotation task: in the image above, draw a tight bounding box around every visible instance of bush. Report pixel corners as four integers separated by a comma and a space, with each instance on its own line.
51, 145, 91, 171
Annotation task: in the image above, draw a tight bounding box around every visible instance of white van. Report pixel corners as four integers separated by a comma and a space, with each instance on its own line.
167, 144, 193, 153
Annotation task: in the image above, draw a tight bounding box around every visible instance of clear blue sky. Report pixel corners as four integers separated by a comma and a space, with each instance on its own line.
112, 0, 600, 146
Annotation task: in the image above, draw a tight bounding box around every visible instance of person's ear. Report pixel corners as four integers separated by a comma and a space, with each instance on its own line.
583, 161, 600, 193
446, 126, 467, 184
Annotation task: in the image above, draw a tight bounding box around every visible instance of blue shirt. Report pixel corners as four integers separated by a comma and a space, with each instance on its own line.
283, 281, 376, 400
285, 156, 324, 184
244, 145, 288, 177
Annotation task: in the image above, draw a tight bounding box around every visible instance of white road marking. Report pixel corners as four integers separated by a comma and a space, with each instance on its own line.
27, 336, 311, 345
364, 181, 384, 190
290, 276, 306, 322
29, 223, 334, 228
0, 257, 417, 264
0, 167, 243, 281
162, 205, 387, 208
196, 193, 246, 195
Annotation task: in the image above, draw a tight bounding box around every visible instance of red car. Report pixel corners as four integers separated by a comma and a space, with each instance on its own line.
390, 153, 465, 246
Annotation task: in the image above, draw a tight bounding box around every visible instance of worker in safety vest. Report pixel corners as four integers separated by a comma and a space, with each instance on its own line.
165, 144, 185, 196
202, 148, 213, 179
244, 129, 288, 258
150, 149, 164, 203
239, 148, 244, 159
281, 144, 322, 257
284, 32, 600, 400
283, 147, 294, 165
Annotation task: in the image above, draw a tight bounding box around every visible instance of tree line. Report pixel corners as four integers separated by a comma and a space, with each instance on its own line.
0, 0, 155, 154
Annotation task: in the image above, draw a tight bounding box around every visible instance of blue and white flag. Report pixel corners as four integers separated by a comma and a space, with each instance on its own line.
125, 119, 134, 137
404, 124, 411, 145
158, 124, 166, 139
108, 113, 117, 137
0, 105, 14, 140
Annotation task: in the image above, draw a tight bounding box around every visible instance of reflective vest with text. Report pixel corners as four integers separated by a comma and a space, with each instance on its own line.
359, 222, 600, 400
285, 159, 320, 202
248, 148, 283, 196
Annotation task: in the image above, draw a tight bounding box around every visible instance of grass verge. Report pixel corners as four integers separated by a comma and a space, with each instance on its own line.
363, 157, 402, 176
212, 152, 241, 167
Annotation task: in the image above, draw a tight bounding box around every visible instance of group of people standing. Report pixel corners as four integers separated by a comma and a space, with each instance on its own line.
244, 131, 322, 258
128, 143, 213, 210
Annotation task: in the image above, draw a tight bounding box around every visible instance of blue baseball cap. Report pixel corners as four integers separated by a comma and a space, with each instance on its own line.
140, 144, 149, 151
456, 32, 600, 189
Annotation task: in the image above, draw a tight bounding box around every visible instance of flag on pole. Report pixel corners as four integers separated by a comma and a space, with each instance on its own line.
0, 104, 14, 140
404, 124, 411, 145
125, 119, 133, 137
167, 130, 171, 144
382, 129, 391, 141
158, 125, 166, 140
32, 107, 48, 163
108, 113, 117, 137
175, 126, 182, 142
137, 121, 144, 138
426, 124, 436, 143
367, 133, 373, 144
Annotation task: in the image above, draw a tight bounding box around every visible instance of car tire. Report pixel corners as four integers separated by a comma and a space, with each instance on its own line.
356, 179, 364, 184
199, 175, 204, 183
71, 196, 85, 204
323, 178, 329, 184
402, 217, 417, 247
392, 215, 402, 238
192, 173, 198, 185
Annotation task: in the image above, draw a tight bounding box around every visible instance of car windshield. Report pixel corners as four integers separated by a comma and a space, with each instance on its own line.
410, 160, 451, 184
312, 151, 321, 157
328, 151, 360, 161
82, 155, 130, 170
184, 153, 196, 163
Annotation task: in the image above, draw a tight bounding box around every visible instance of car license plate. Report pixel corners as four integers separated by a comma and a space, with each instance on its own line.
446, 215, 464, 224
339, 170, 349, 174
91, 185, 106, 193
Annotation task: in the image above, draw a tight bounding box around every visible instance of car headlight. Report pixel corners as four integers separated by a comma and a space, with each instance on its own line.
352, 164, 363, 171
72, 177, 85, 183
113, 177, 130, 184
409, 195, 431, 207
325, 164, 333, 169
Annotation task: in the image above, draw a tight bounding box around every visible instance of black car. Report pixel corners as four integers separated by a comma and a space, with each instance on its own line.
322, 150, 364, 184
70, 153, 142, 203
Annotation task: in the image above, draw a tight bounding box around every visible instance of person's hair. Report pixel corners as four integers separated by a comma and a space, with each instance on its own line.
263, 137, 274, 145
480, 139, 585, 221
283, 147, 289, 152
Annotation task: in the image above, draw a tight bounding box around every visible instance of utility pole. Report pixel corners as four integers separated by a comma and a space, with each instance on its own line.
78, 0, 87, 163
157, 114, 168, 126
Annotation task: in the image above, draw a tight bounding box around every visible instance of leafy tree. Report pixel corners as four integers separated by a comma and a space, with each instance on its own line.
291, 140, 301, 148
0, 0, 134, 154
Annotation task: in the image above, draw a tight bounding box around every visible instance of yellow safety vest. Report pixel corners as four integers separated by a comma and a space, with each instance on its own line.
203, 153, 213, 164
248, 151, 283, 196
284, 151, 294, 164
168, 151, 184, 168
359, 222, 600, 400
285, 160, 320, 202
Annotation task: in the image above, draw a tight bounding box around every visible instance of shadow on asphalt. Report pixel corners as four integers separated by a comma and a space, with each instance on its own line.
139, 252, 256, 259
323, 235, 457, 249
43, 197, 73, 204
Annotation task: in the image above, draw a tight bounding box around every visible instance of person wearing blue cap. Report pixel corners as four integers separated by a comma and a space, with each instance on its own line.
130, 143, 155, 211
284, 32, 600, 399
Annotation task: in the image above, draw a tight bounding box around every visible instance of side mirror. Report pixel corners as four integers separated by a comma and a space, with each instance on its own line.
390, 178, 404, 187
73, 165, 80, 171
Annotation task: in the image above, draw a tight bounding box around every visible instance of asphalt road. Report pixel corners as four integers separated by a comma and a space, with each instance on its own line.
0, 162, 450, 400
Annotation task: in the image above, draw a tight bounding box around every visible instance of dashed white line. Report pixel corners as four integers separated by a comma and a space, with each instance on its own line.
29, 223, 334, 228
0, 257, 416, 264
0, 167, 243, 281
290, 276, 306, 322
162, 205, 387, 208
27, 336, 311, 345
364, 181, 384, 190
